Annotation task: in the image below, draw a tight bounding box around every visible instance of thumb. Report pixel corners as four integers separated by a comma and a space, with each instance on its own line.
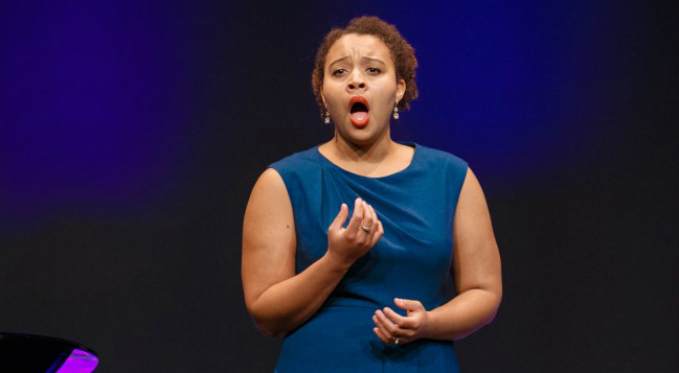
329, 203, 348, 231
394, 298, 424, 312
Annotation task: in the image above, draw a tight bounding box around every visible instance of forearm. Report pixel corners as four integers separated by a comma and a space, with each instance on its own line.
248, 252, 351, 337
425, 288, 501, 341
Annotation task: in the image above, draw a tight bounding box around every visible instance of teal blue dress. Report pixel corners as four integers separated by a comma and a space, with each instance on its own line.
269, 143, 468, 373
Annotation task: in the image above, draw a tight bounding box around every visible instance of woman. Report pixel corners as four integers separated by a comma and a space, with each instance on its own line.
242, 16, 502, 372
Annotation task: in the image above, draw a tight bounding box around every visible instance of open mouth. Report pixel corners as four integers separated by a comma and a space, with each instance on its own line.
349, 96, 370, 128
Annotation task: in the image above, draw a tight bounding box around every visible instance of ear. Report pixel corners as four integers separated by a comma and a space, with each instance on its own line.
320, 86, 327, 107
395, 79, 406, 104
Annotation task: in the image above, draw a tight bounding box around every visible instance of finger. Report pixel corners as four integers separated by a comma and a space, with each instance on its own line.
369, 219, 384, 247
373, 313, 393, 341
383, 307, 414, 329
361, 204, 377, 242
395, 298, 425, 313
375, 313, 408, 344
373, 327, 390, 344
345, 198, 365, 233
376, 309, 401, 337
361, 202, 375, 230
359, 202, 375, 241
369, 204, 378, 224
329, 203, 348, 231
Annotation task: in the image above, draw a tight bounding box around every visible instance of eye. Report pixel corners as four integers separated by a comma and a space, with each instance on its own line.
332, 69, 347, 76
366, 67, 381, 74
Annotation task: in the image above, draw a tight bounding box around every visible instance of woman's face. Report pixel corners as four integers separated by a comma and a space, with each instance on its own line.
321, 33, 405, 145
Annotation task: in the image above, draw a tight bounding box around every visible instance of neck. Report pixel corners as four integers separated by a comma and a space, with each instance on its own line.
328, 128, 395, 163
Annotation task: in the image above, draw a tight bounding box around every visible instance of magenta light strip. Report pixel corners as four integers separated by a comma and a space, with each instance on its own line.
55, 348, 99, 373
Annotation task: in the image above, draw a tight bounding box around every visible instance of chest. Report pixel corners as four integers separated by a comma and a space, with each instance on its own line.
291, 167, 456, 272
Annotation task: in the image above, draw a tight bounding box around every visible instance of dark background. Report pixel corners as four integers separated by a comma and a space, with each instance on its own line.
1, 1, 678, 372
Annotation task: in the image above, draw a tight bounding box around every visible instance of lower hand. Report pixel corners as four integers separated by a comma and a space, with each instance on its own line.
372, 298, 430, 345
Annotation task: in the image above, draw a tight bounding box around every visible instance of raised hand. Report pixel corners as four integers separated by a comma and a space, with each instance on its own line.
372, 298, 430, 345
326, 198, 384, 268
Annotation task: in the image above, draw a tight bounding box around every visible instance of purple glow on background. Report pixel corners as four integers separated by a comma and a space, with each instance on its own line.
2, 1, 644, 228
2, 2, 201, 233
56, 349, 99, 373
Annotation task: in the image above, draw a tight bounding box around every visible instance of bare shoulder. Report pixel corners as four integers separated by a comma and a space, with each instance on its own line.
249, 168, 289, 203
459, 168, 486, 206
244, 167, 295, 240
455, 167, 495, 251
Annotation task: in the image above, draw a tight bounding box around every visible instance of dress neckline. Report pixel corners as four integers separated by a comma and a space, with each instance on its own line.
315, 142, 419, 180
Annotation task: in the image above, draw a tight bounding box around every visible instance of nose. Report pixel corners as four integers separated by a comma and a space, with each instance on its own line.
347, 70, 366, 92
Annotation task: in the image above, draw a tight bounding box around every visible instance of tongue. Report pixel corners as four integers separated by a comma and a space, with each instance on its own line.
351, 112, 368, 121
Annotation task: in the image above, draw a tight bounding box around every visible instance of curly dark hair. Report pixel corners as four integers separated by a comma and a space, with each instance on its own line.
311, 16, 419, 119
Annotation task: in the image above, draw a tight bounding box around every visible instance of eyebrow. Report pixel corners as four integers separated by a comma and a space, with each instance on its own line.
362, 56, 386, 65
328, 56, 387, 67
328, 56, 350, 66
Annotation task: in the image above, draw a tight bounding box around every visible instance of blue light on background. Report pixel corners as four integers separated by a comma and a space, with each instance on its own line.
2, 2, 202, 231
315, 2, 639, 195
0, 1, 653, 222
394, 3, 625, 184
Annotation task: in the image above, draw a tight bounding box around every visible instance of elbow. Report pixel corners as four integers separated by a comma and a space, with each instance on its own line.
484, 307, 499, 326
450, 288, 502, 341
247, 302, 287, 338
252, 318, 285, 338
470, 286, 502, 328
256, 325, 281, 338
484, 290, 503, 325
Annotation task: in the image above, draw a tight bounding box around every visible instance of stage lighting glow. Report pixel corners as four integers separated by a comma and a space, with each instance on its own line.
55, 348, 99, 373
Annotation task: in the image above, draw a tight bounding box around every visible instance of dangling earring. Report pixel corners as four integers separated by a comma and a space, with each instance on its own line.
392, 106, 399, 120
324, 111, 331, 124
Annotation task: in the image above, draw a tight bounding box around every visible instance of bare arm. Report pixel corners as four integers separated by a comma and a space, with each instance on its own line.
426, 167, 502, 340
373, 168, 502, 343
242, 168, 383, 337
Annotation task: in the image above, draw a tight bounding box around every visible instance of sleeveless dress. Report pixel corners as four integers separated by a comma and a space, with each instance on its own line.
269, 143, 468, 373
